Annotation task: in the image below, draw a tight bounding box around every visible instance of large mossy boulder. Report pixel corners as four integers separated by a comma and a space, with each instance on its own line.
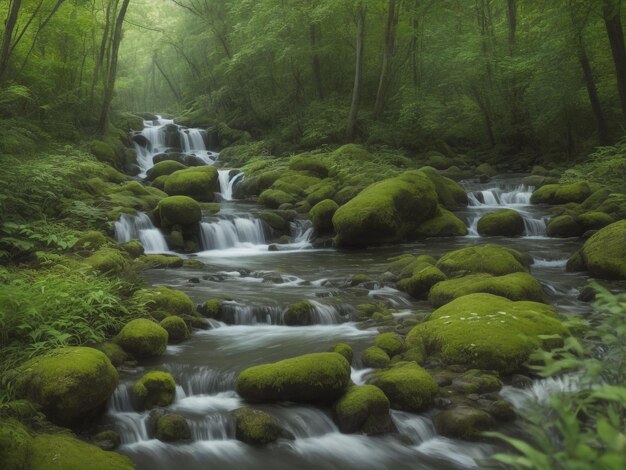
332, 171, 438, 247
0, 418, 32, 470
420, 166, 468, 210
310, 199, 339, 233
132, 371, 176, 410
408, 293, 565, 373
15, 347, 118, 427
477, 209, 525, 237
568, 220, 626, 280
232, 407, 286, 445
428, 272, 544, 307
577, 211, 615, 232
334, 385, 395, 435
288, 155, 329, 178
436, 244, 530, 277
159, 316, 190, 343
236, 352, 351, 403
114, 319, 168, 358
414, 207, 468, 238
371, 363, 439, 412
27, 433, 134, 470
149, 286, 196, 317
546, 215, 583, 238
157, 195, 202, 228
362, 346, 391, 369
146, 160, 187, 181
434, 406, 495, 439
530, 182, 592, 205
163, 167, 219, 202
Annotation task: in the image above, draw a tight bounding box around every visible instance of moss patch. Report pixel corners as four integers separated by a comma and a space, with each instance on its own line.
477, 209, 525, 237
436, 244, 530, 277
157, 195, 202, 228
334, 385, 394, 434
310, 199, 339, 233
114, 319, 168, 358
232, 408, 285, 445
164, 166, 219, 202
371, 363, 439, 412
132, 371, 176, 410
577, 220, 626, 279
160, 316, 190, 343
155, 414, 191, 442
362, 346, 391, 369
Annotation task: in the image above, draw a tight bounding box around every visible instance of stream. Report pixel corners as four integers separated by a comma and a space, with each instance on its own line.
107, 117, 595, 469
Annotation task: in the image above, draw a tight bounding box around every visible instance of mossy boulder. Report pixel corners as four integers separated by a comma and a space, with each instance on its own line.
375, 332, 405, 357
259, 189, 297, 209
577, 211, 615, 232
570, 220, 626, 279
436, 244, 530, 277
310, 199, 339, 233
119, 240, 144, 258
334, 385, 395, 435
75, 231, 109, 251
434, 406, 495, 439
164, 167, 219, 202
428, 272, 544, 307
362, 346, 391, 369
420, 166, 468, 210
94, 342, 128, 367
397, 264, 447, 299
408, 293, 565, 373
475, 163, 496, 178
232, 408, 286, 445
306, 182, 337, 206
149, 286, 196, 317
90, 140, 119, 167
155, 414, 191, 442
236, 352, 351, 403
283, 300, 314, 326
531, 182, 592, 205
288, 156, 329, 177
259, 211, 290, 233
451, 369, 502, 394
371, 363, 439, 412
136, 254, 184, 269
132, 371, 176, 410
27, 433, 134, 470
157, 195, 202, 228
414, 207, 468, 238
330, 343, 353, 364
199, 298, 222, 318
332, 171, 438, 247
114, 319, 168, 358
546, 215, 583, 238
146, 160, 187, 181
477, 209, 525, 237
160, 316, 190, 343
15, 347, 118, 426
0, 418, 32, 470
85, 247, 129, 274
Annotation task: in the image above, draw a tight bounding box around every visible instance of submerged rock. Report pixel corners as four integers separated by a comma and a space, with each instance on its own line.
334, 385, 395, 434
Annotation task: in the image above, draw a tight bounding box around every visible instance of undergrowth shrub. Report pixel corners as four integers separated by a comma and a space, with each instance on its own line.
560, 140, 626, 193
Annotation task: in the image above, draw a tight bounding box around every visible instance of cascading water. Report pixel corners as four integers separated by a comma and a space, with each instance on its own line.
217, 170, 244, 201
290, 219, 314, 246
114, 212, 169, 253
199, 217, 267, 250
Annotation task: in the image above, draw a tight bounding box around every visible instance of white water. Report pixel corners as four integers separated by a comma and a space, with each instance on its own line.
114, 212, 169, 253
217, 170, 244, 201
200, 218, 267, 250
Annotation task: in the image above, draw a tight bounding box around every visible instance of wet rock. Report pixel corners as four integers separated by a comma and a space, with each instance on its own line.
155, 414, 192, 442
334, 385, 396, 435
92, 430, 121, 451
232, 408, 289, 445
132, 371, 176, 410
451, 369, 502, 394
511, 374, 533, 389
577, 286, 596, 302
434, 406, 495, 439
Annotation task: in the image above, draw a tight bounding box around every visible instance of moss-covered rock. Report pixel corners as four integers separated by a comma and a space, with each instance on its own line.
434, 406, 495, 439
132, 371, 176, 410
375, 333, 405, 357
259, 211, 290, 234
119, 240, 144, 258
306, 182, 337, 206
397, 264, 447, 299
546, 215, 583, 238
573, 220, 626, 279
15, 347, 118, 426
577, 211, 615, 232
288, 156, 329, 178
428, 272, 544, 307
259, 189, 297, 209
236, 352, 351, 403
531, 182, 592, 205
90, 140, 120, 168
283, 300, 314, 326
159, 316, 190, 343
310, 199, 339, 233
115, 319, 168, 358
75, 231, 109, 251
475, 163, 496, 178
146, 160, 187, 181
155, 414, 191, 442
94, 342, 128, 368
420, 166, 468, 210
330, 343, 353, 364
157, 195, 202, 228
163, 167, 219, 202
334, 385, 395, 435
232, 408, 286, 445
362, 346, 391, 369
0, 418, 32, 470
477, 209, 525, 237
409, 293, 565, 373
451, 369, 502, 394
436, 244, 530, 277
333, 171, 438, 247
27, 433, 134, 470
414, 207, 468, 238
135, 254, 184, 269
199, 298, 222, 318
149, 286, 196, 317
85, 247, 129, 274
371, 363, 438, 412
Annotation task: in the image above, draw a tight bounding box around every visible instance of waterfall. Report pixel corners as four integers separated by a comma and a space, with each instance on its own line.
114, 212, 169, 253
199, 218, 266, 250
468, 185, 535, 208
218, 170, 244, 201
523, 216, 548, 237
290, 219, 314, 246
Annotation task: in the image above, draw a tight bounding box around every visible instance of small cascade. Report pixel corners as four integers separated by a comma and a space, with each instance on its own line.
217, 170, 244, 201
523, 216, 548, 237
114, 212, 169, 253
468, 185, 534, 207
217, 300, 351, 325
290, 219, 314, 246
199, 217, 267, 250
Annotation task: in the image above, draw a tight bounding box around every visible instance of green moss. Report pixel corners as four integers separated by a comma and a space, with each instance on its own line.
409, 293, 565, 373
283, 300, 314, 326
362, 346, 391, 369
334, 385, 393, 434
414, 207, 468, 238
164, 166, 219, 202
92, 430, 120, 449
85, 247, 129, 274
232, 408, 285, 445
420, 166, 468, 209
74, 231, 109, 251
310, 199, 339, 233
546, 215, 583, 238
475, 163, 496, 177
332, 171, 438, 247
288, 156, 329, 177
434, 406, 495, 439
259, 211, 290, 233
28, 433, 134, 470
424, 153, 454, 170
200, 299, 222, 318
155, 414, 191, 442
531, 182, 592, 205
160, 316, 190, 343
576, 211, 615, 232
90, 140, 119, 167
235, 352, 351, 403
371, 362, 438, 412
350, 274, 372, 286
578, 220, 626, 280
132, 371, 176, 409
146, 161, 187, 181
258, 189, 298, 209
119, 240, 144, 258
477, 209, 525, 237
114, 319, 168, 358
0, 418, 32, 470
331, 144, 373, 162
136, 254, 184, 269
330, 343, 353, 364
398, 263, 447, 299
306, 182, 336, 206
375, 333, 406, 357
157, 195, 202, 228
147, 287, 195, 317
428, 272, 544, 307
436, 244, 530, 277
15, 347, 118, 426
94, 342, 127, 367
272, 174, 322, 198
451, 369, 502, 394
334, 186, 361, 205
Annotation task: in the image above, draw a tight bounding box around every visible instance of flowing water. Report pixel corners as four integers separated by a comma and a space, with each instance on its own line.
107, 120, 603, 469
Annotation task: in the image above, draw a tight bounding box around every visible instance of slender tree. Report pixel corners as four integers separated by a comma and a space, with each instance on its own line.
347, 2, 366, 140
602, 0, 626, 119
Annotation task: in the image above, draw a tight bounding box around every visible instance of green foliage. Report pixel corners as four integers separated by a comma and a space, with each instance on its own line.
561, 141, 626, 193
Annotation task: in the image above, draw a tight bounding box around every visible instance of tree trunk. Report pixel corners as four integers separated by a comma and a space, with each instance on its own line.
154, 53, 182, 102
98, 0, 131, 135
309, 24, 324, 100
506, 0, 516, 52
603, 0, 626, 118
0, 0, 23, 81
578, 39, 610, 144
346, 3, 366, 141
374, 0, 397, 119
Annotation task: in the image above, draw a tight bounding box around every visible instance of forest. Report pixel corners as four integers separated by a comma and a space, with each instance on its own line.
0, 0, 625, 469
